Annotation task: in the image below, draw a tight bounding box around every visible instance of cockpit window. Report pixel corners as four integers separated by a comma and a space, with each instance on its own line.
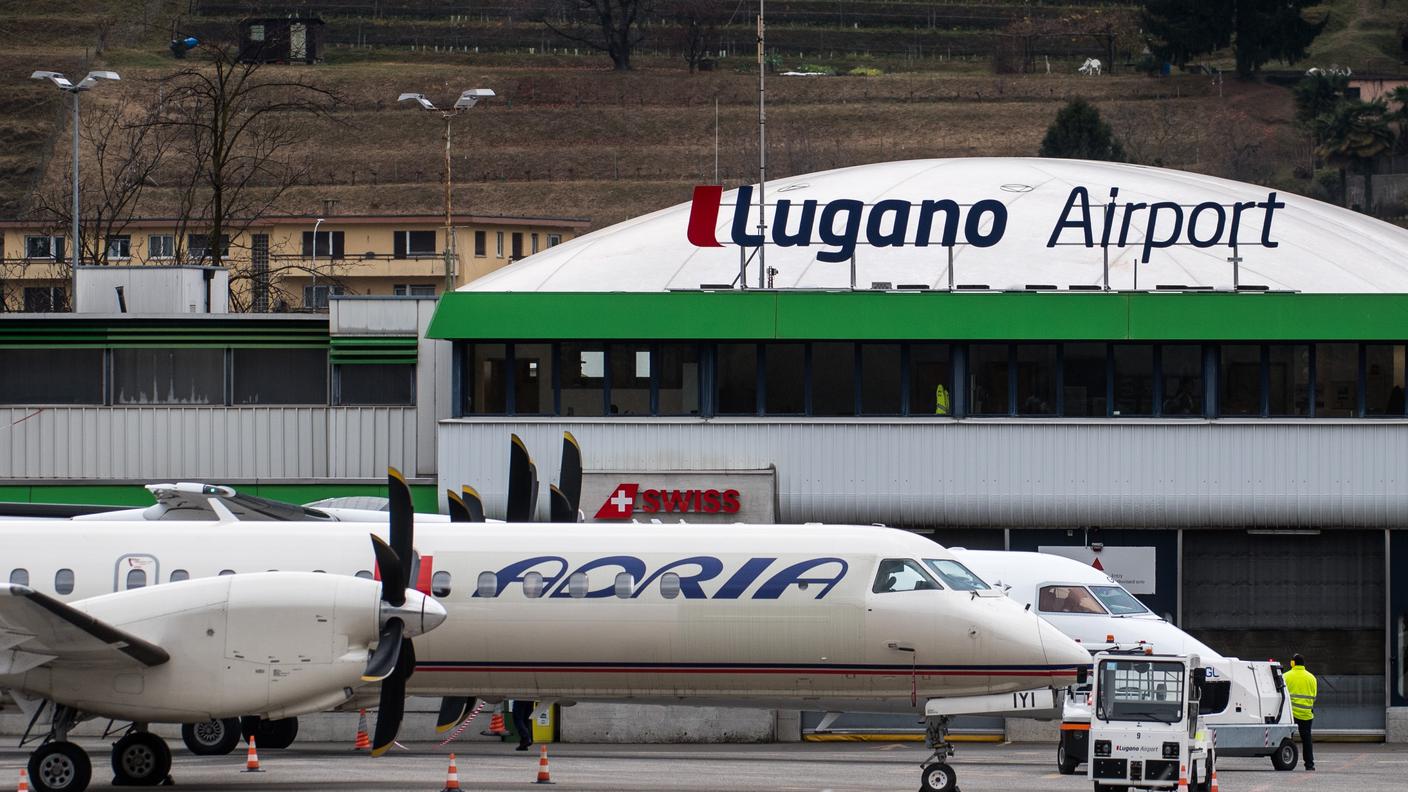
872, 559, 941, 593
1038, 585, 1107, 614
1090, 585, 1149, 615
923, 559, 990, 591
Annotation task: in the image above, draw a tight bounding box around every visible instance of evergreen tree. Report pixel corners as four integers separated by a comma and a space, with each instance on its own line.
1141, 0, 1325, 77
1038, 98, 1126, 162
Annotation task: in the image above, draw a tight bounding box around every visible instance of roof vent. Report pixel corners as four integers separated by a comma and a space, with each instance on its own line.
698, 283, 734, 290
1068, 284, 1102, 291
956, 284, 990, 290
1025, 284, 1057, 291
896, 284, 930, 290
1235, 284, 1270, 291
1155, 284, 1189, 290
870, 281, 893, 290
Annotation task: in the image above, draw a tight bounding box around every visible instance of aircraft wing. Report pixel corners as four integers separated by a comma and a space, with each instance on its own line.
0, 584, 169, 673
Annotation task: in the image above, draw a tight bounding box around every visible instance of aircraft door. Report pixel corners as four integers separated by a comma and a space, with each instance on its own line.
115, 554, 159, 592
864, 559, 940, 703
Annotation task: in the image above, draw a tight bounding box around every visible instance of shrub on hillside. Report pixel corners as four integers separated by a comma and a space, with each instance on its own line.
1038, 98, 1126, 162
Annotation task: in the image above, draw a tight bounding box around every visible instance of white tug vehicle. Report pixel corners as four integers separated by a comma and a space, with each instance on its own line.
1088, 650, 1214, 792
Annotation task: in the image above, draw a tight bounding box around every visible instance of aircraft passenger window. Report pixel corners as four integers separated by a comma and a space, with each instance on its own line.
169, 569, 189, 583
871, 559, 940, 593
614, 572, 634, 599
522, 571, 545, 599
54, 568, 74, 595
476, 571, 497, 598
660, 572, 681, 599
126, 569, 147, 590
923, 559, 990, 591
219, 569, 236, 576
1038, 585, 1107, 614
353, 570, 372, 580
567, 572, 589, 599
431, 571, 452, 598
9, 569, 28, 586
1089, 585, 1149, 615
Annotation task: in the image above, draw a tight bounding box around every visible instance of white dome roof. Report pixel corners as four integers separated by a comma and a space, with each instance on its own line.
464, 158, 1408, 294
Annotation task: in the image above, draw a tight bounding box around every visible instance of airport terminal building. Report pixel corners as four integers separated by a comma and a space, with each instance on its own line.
429, 159, 1408, 735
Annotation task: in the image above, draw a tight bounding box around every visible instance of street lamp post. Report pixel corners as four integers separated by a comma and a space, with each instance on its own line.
311, 217, 324, 309
30, 69, 120, 311
397, 89, 494, 293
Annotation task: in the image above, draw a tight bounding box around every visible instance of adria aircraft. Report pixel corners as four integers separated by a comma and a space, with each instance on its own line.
0, 465, 1090, 792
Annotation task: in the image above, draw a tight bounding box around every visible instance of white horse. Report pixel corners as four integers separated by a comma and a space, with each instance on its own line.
1079, 57, 1102, 76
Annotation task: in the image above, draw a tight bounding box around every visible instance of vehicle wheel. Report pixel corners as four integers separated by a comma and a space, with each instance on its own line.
919, 762, 956, 792
1057, 741, 1079, 775
1271, 737, 1299, 771
257, 717, 299, 750
181, 718, 241, 755
110, 732, 172, 787
29, 742, 92, 792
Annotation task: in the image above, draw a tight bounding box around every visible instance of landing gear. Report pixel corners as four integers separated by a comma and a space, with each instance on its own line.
182, 717, 242, 755
110, 731, 172, 787
918, 715, 959, 792
28, 742, 92, 792
241, 715, 299, 749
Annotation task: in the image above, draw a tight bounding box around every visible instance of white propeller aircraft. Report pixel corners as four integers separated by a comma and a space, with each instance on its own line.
1, 468, 1091, 792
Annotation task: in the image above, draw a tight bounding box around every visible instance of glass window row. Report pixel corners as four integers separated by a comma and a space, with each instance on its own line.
0, 348, 416, 407
458, 341, 1408, 419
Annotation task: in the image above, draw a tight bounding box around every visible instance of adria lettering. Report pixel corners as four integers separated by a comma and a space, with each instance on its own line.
686, 184, 1283, 264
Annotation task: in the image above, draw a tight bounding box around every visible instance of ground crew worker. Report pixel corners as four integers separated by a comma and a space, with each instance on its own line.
511, 699, 536, 751
935, 383, 951, 415
1284, 653, 1317, 771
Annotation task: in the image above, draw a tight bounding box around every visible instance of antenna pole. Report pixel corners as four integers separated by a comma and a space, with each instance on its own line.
756, 0, 767, 288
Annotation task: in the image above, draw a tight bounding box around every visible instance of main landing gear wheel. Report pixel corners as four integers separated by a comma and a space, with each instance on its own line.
110, 732, 172, 786
258, 717, 299, 749
919, 762, 957, 792
182, 718, 242, 755
1271, 737, 1299, 771
28, 742, 92, 792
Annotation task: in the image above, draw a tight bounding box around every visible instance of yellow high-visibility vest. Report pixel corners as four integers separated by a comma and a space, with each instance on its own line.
1284, 664, 1317, 720
935, 384, 951, 415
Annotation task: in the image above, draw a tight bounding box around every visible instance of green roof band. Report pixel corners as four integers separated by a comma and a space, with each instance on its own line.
329, 335, 418, 365
427, 291, 1408, 342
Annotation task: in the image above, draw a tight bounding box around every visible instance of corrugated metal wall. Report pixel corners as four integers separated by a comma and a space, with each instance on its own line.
438, 419, 1408, 526
1, 407, 417, 480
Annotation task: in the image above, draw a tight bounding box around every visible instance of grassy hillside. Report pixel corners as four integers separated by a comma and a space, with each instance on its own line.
0, 1, 1397, 234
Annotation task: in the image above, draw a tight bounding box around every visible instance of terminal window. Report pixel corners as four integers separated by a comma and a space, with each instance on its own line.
716, 343, 758, 414
1113, 345, 1154, 416
1316, 343, 1358, 417
113, 348, 224, 405
860, 344, 901, 415
514, 343, 554, 415
1219, 345, 1261, 416
1063, 343, 1107, 416
0, 349, 102, 404
908, 344, 953, 416
1015, 344, 1057, 415
560, 343, 605, 416
609, 345, 651, 416
1364, 344, 1406, 416
656, 344, 701, 416
1267, 344, 1310, 416
811, 342, 856, 416
968, 344, 1010, 415
763, 343, 805, 414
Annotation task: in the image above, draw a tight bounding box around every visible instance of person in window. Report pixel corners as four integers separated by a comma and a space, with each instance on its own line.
1163, 377, 1197, 415
511, 699, 536, 751
934, 383, 951, 415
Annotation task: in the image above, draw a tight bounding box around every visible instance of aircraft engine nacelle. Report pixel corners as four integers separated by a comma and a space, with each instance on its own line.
17, 572, 386, 723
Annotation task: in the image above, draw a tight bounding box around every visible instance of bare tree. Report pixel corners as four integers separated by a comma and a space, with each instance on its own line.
30, 89, 169, 270
539, 0, 651, 71
670, 0, 716, 72
146, 41, 340, 310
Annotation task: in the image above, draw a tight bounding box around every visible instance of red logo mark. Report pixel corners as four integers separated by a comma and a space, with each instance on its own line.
686, 185, 724, 247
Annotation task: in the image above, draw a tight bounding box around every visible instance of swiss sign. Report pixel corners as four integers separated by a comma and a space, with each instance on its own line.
594, 483, 741, 520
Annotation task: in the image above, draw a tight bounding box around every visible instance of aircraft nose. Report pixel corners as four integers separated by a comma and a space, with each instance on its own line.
1038, 618, 1093, 678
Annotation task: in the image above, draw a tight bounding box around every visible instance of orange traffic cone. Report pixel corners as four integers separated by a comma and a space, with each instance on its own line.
1209, 765, 1220, 792
1176, 764, 1188, 792
354, 709, 372, 751
483, 711, 508, 737
440, 753, 461, 792
17, 769, 29, 792
535, 744, 554, 784
243, 735, 264, 773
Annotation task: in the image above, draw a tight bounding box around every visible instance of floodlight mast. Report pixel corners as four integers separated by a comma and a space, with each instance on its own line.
398, 89, 495, 292
31, 69, 120, 311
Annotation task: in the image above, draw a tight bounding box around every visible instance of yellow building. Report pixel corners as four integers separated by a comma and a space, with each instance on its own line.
0, 212, 588, 311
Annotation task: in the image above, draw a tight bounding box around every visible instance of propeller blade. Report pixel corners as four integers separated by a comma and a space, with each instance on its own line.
387, 468, 414, 585
370, 638, 415, 757
559, 431, 583, 519
506, 435, 534, 522
528, 459, 540, 518
361, 617, 403, 681
461, 486, 485, 522
446, 489, 470, 523
549, 485, 574, 523
436, 696, 474, 733
370, 535, 406, 607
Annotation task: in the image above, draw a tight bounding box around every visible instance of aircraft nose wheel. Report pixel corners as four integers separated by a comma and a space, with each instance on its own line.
28, 742, 93, 792
919, 761, 958, 792
111, 732, 173, 787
